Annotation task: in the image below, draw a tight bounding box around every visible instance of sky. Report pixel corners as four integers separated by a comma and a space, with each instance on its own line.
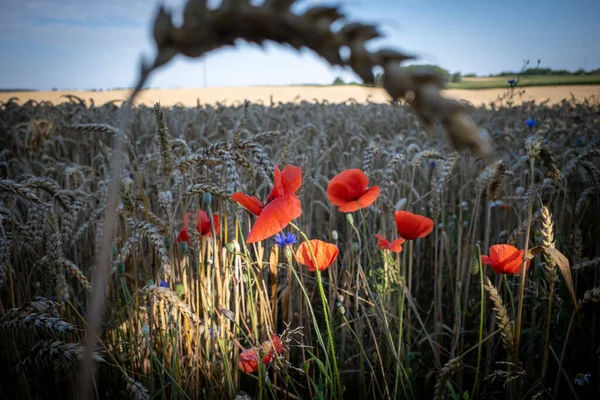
0, 0, 599, 91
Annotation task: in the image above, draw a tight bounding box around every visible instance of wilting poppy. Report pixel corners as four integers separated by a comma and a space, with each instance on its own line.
375, 234, 405, 253
327, 169, 380, 213
238, 348, 259, 373
176, 211, 220, 244
295, 239, 339, 271
260, 334, 284, 364
232, 165, 302, 243
481, 244, 531, 275
394, 210, 434, 240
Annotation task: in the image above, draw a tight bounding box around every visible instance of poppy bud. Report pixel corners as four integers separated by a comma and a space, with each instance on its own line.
225, 242, 236, 253
471, 257, 480, 275
117, 262, 125, 275
179, 241, 188, 254
352, 242, 360, 253
176, 283, 185, 297
203, 192, 212, 205
346, 213, 354, 225
331, 230, 339, 241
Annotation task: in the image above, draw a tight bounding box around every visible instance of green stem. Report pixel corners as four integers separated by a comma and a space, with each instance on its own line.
471, 244, 485, 397
515, 157, 535, 361
290, 222, 341, 399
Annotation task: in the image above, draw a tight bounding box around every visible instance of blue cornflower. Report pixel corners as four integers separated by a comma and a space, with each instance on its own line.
574, 372, 591, 386
525, 119, 537, 127
159, 280, 170, 289
274, 232, 298, 247
429, 161, 436, 167
508, 79, 516, 86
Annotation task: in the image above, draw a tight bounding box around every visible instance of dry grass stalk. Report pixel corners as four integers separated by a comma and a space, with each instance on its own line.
484, 276, 515, 355
17, 340, 104, 372
0, 179, 41, 203
540, 206, 558, 285
507, 209, 542, 246
59, 258, 92, 291
579, 287, 600, 308
142, 284, 202, 325
433, 357, 461, 400
486, 160, 507, 201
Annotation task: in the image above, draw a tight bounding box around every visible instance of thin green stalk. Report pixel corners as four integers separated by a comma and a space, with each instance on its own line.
120, 276, 190, 399
541, 282, 555, 379
515, 158, 535, 361
471, 244, 485, 397
290, 222, 341, 399
283, 250, 332, 387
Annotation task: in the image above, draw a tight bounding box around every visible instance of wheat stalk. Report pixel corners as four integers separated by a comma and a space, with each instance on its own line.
484, 276, 515, 355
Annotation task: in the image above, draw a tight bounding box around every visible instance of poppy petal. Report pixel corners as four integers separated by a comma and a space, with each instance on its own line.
327, 169, 369, 205
232, 193, 263, 216
375, 234, 391, 250
266, 165, 285, 203
281, 165, 303, 195
480, 255, 492, 265
337, 185, 380, 212
238, 349, 259, 373
390, 238, 405, 253
176, 226, 190, 244
394, 211, 434, 240
246, 193, 302, 243
295, 240, 339, 271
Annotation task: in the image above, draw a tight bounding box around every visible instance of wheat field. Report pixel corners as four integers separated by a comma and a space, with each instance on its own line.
1, 1, 600, 399
2, 84, 599, 108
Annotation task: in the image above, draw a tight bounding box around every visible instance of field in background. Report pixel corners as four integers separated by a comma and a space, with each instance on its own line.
2, 84, 600, 108
449, 75, 600, 90
1, 91, 599, 399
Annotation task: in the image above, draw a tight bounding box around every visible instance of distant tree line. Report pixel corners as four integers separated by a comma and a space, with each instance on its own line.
333, 64, 600, 87
495, 67, 600, 76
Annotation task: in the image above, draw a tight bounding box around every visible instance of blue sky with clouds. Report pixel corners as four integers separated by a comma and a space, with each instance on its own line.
1, 0, 599, 91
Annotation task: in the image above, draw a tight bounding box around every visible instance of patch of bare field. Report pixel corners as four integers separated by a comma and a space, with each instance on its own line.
1, 84, 599, 107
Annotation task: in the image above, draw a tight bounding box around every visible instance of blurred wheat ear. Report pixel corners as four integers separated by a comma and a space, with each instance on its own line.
132, 0, 493, 161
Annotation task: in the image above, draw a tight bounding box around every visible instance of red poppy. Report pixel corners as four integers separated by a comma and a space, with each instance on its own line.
260, 334, 284, 364
394, 210, 434, 240
196, 211, 220, 236
481, 244, 531, 275
375, 234, 405, 253
176, 225, 190, 244
176, 211, 220, 243
232, 165, 302, 243
295, 239, 339, 271
326, 169, 380, 213
238, 348, 259, 373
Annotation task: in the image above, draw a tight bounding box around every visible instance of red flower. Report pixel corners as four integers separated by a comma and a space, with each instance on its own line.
375, 234, 405, 253
394, 211, 434, 240
232, 165, 302, 243
238, 348, 259, 373
196, 211, 220, 236
176, 226, 190, 244
295, 239, 339, 272
481, 244, 531, 275
260, 334, 284, 364
326, 169, 380, 213
176, 211, 220, 244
